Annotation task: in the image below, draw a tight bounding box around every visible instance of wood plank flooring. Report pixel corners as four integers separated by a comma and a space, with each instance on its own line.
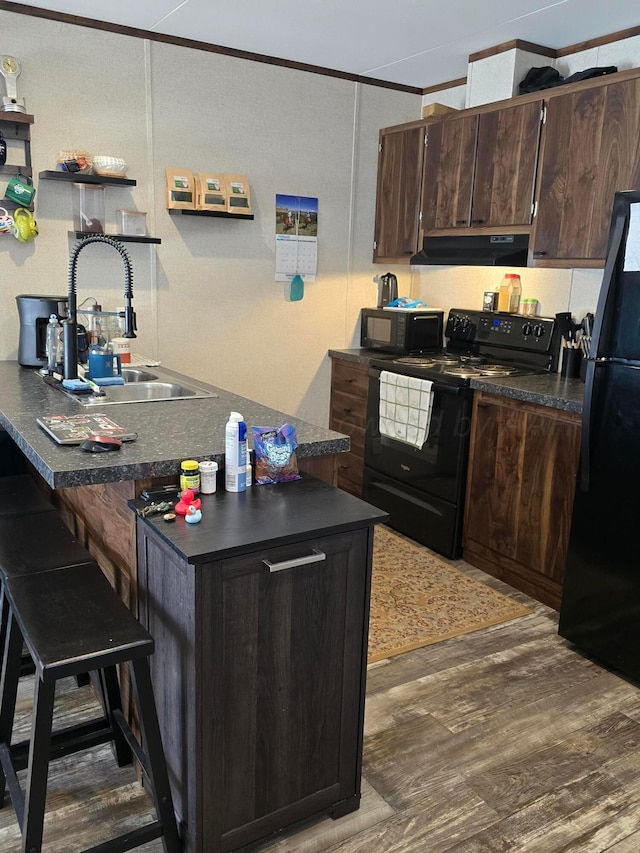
2, 555, 640, 852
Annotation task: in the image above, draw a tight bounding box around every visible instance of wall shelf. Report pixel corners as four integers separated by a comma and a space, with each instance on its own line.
0, 113, 34, 212
168, 208, 254, 220
68, 231, 161, 244
39, 170, 136, 187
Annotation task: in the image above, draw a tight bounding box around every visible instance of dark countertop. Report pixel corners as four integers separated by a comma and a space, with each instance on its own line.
329, 348, 584, 414
0, 362, 349, 489
133, 475, 388, 564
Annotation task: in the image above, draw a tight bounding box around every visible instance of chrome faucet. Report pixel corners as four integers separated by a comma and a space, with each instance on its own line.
63, 235, 137, 381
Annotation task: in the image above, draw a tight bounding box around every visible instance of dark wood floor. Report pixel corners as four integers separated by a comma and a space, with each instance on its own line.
2, 556, 640, 852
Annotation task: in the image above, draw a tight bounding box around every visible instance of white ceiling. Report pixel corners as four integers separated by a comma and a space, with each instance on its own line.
5, 0, 640, 89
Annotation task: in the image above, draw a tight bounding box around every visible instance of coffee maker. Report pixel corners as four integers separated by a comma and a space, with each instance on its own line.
16, 294, 68, 368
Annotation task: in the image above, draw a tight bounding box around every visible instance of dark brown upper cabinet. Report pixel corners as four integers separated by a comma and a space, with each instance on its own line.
373, 123, 426, 264
471, 100, 543, 229
421, 102, 542, 234
532, 76, 640, 266
420, 114, 478, 231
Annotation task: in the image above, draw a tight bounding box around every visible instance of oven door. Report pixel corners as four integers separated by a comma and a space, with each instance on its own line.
363, 366, 472, 505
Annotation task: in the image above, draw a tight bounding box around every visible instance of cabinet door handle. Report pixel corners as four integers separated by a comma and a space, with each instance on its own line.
455, 219, 467, 225
471, 218, 485, 225
533, 250, 547, 257
263, 548, 326, 573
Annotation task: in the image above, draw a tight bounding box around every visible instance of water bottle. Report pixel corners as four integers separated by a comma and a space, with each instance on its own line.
45, 314, 62, 373
225, 412, 247, 492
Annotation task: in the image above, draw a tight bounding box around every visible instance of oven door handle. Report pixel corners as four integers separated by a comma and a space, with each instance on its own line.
369, 480, 444, 516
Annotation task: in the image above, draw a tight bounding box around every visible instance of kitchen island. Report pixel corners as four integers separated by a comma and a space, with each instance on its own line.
0, 361, 389, 852
0, 358, 350, 668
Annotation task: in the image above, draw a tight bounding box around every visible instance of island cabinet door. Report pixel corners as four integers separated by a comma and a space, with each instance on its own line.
137, 522, 373, 853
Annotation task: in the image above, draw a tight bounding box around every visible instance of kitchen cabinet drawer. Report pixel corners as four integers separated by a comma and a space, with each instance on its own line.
331, 419, 364, 458
463, 392, 581, 608
330, 390, 367, 431
331, 359, 369, 400
330, 359, 370, 497
335, 452, 364, 496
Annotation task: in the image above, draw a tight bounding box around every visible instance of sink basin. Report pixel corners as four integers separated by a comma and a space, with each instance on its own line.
121, 368, 159, 382
77, 380, 218, 405
45, 368, 219, 405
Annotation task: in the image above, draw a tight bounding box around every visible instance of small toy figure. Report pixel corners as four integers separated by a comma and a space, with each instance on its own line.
185, 505, 202, 524
175, 489, 202, 516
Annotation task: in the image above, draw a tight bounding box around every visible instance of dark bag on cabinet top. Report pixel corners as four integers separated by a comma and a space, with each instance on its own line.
561, 66, 618, 85
518, 66, 563, 94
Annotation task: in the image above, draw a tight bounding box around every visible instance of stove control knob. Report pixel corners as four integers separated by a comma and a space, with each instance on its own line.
450, 314, 460, 329
533, 324, 545, 338
460, 317, 471, 331
521, 322, 533, 336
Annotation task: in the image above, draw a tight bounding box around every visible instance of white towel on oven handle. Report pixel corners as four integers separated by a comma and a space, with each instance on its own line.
378, 370, 434, 449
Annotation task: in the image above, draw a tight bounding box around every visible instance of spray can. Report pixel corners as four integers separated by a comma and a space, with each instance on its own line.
225, 412, 247, 492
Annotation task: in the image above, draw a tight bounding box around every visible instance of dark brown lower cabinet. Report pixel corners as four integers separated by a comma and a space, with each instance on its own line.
463, 392, 581, 609
135, 477, 386, 852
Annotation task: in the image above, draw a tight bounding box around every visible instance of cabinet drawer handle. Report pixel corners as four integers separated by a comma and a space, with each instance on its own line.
471, 218, 484, 225
263, 548, 326, 573
533, 250, 547, 257
456, 219, 467, 225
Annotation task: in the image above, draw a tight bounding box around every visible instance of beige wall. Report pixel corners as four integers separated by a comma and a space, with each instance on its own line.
0, 9, 419, 426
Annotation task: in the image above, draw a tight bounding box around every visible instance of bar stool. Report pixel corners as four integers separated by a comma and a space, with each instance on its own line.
0, 561, 181, 852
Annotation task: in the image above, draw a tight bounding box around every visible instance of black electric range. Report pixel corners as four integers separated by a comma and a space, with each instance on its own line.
362, 308, 561, 558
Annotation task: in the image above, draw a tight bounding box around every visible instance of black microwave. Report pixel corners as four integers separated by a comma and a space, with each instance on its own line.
360, 307, 444, 354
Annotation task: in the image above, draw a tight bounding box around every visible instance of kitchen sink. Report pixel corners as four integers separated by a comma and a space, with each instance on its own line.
46, 368, 218, 405
121, 368, 159, 382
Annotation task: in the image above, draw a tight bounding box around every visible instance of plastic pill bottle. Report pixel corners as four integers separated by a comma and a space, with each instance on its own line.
199, 460, 218, 494
180, 459, 200, 494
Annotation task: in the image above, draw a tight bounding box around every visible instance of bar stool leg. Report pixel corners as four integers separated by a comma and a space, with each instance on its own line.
0, 609, 24, 809
130, 658, 181, 853
22, 677, 56, 853
97, 667, 132, 768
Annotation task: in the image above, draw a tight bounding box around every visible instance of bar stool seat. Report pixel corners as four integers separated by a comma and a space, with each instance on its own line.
0, 511, 93, 579
0, 511, 95, 670
0, 562, 181, 852
0, 475, 55, 517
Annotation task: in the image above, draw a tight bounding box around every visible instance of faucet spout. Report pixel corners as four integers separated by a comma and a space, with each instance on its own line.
63, 235, 136, 381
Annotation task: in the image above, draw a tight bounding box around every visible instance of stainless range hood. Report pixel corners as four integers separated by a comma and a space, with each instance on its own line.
410, 234, 529, 266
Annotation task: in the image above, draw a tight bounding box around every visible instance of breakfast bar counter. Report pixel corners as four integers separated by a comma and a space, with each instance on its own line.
0, 359, 350, 654
0, 361, 348, 489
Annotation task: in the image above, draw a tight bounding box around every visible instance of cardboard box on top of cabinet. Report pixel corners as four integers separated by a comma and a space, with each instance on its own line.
421, 103, 458, 119
165, 168, 195, 209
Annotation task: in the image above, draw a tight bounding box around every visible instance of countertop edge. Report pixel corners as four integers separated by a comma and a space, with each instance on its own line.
0, 362, 350, 489
329, 348, 584, 413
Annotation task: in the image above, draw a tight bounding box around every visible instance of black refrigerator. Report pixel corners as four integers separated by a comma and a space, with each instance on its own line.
559, 190, 640, 681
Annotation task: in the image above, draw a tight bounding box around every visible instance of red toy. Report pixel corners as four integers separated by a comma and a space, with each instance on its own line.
175, 489, 202, 516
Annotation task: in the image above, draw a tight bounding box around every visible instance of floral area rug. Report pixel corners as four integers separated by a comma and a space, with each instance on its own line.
368, 526, 532, 663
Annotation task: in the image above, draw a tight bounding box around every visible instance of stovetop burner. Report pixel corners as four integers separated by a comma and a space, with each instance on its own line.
442, 367, 479, 378
479, 364, 518, 376
430, 353, 459, 364
393, 357, 436, 366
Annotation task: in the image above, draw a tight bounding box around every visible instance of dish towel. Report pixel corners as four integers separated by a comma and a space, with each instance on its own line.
378, 371, 434, 449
